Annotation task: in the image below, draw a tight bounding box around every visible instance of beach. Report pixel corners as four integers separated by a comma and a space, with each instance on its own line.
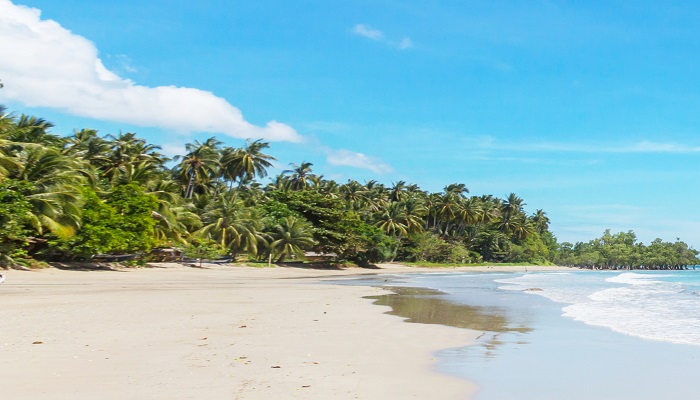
0, 263, 566, 400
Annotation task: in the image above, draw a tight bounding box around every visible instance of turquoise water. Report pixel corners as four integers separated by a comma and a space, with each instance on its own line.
351, 270, 700, 399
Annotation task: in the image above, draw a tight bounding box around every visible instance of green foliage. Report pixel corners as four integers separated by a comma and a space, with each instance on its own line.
269, 216, 316, 262
554, 230, 700, 269
51, 184, 158, 259
270, 190, 376, 261
5, 106, 698, 269
506, 233, 550, 264
404, 232, 480, 264
184, 239, 223, 262
0, 179, 34, 266
107, 183, 159, 251
258, 199, 297, 230
354, 225, 397, 266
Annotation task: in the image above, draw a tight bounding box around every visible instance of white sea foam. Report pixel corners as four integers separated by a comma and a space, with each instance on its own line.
496, 271, 700, 346
605, 272, 671, 285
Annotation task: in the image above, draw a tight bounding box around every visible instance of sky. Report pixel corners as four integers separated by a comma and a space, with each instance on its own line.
2, 0, 700, 247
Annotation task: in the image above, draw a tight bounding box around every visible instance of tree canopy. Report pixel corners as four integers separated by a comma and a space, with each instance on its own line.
0, 106, 696, 269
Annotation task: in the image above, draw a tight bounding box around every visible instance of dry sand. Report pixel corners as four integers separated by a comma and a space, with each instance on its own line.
0, 263, 570, 399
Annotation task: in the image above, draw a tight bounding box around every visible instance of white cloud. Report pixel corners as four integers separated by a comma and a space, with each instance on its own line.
0, 0, 301, 142
326, 148, 393, 174
625, 141, 700, 153
351, 23, 412, 50
471, 136, 700, 154
398, 37, 413, 50
352, 24, 384, 40
160, 142, 187, 158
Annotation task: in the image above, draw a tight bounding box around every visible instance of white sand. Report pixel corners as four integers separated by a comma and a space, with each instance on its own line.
0, 264, 570, 399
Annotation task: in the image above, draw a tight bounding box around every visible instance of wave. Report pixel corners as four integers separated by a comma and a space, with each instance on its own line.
497, 271, 700, 346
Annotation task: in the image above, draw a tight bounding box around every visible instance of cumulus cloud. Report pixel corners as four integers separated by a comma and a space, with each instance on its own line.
0, 0, 301, 142
352, 23, 412, 50
326, 148, 393, 174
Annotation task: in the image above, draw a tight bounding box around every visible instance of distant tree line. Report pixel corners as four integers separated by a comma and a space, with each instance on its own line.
555, 229, 699, 269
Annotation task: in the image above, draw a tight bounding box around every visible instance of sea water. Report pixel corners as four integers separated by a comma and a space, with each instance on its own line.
346, 270, 700, 399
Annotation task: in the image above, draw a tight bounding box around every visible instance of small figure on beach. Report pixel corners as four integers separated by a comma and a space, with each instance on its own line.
0, 273, 5, 284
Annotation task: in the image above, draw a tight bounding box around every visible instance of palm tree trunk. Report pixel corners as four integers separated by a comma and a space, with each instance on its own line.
389, 233, 403, 262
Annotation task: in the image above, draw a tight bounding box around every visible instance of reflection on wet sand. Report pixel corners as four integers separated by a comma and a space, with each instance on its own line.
367, 286, 533, 355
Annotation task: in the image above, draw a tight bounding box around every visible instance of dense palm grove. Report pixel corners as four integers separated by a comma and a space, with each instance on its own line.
0, 107, 697, 269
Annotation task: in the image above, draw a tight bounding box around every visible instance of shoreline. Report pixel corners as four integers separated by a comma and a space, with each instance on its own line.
0, 264, 569, 399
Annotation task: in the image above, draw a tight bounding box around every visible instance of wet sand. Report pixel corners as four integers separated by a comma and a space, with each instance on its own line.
0, 263, 568, 399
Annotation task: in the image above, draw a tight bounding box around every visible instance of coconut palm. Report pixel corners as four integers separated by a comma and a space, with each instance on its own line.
340, 180, 369, 212
196, 192, 260, 256
532, 209, 550, 234
220, 139, 276, 189
389, 181, 408, 202
10, 114, 63, 147
511, 214, 536, 241
269, 216, 316, 262
149, 180, 201, 244
14, 146, 90, 237
63, 129, 109, 164
174, 137, 222, 199
454, 196, 483, 236
444, 183, 469, 197
96, 132, 167, 184
375, 202, 409, 238
282, 161, 316, 190
400, 197, 427, 234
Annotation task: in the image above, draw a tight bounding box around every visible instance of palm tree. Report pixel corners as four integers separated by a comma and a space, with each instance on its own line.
282, 161, 315, 190
532, 209, 550, 234
196, 192, 260, 257
317, 178, 340, 199
364, 180, 388, 213
269, 216, 316, 262
149, 180, 201, 244
14, 146, 90, 238
375, 202, 409, 237
375, 202, 412, 261
502, 193, 525, 217
389, 180, 408, 202
444, 183, 469, 197
511, 214, 536, 241
95, 132, 167, 184
220, 139, 276, 189
174, 137, 222, 199
10, 114, 63, 147
400, 198, 426, 234
454, 196, 483, 236
499, 193, 526, 236
63, 129, 109, 163
340, 180, 369, 212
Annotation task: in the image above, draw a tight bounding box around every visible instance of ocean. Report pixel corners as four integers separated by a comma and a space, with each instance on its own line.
345, 270, 700, 399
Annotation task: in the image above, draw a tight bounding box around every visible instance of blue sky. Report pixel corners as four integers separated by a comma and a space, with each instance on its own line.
2, 0, 700, 247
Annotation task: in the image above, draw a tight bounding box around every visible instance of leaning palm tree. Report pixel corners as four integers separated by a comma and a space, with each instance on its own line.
174, 137, 222, 199
269, 216, 316, 262
149, 180, 201, 244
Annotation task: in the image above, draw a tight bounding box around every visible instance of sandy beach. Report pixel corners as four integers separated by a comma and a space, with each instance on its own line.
0, 264, 568, 399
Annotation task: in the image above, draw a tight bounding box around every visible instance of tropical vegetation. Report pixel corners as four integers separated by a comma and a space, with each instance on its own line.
0, 106, 697, 269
